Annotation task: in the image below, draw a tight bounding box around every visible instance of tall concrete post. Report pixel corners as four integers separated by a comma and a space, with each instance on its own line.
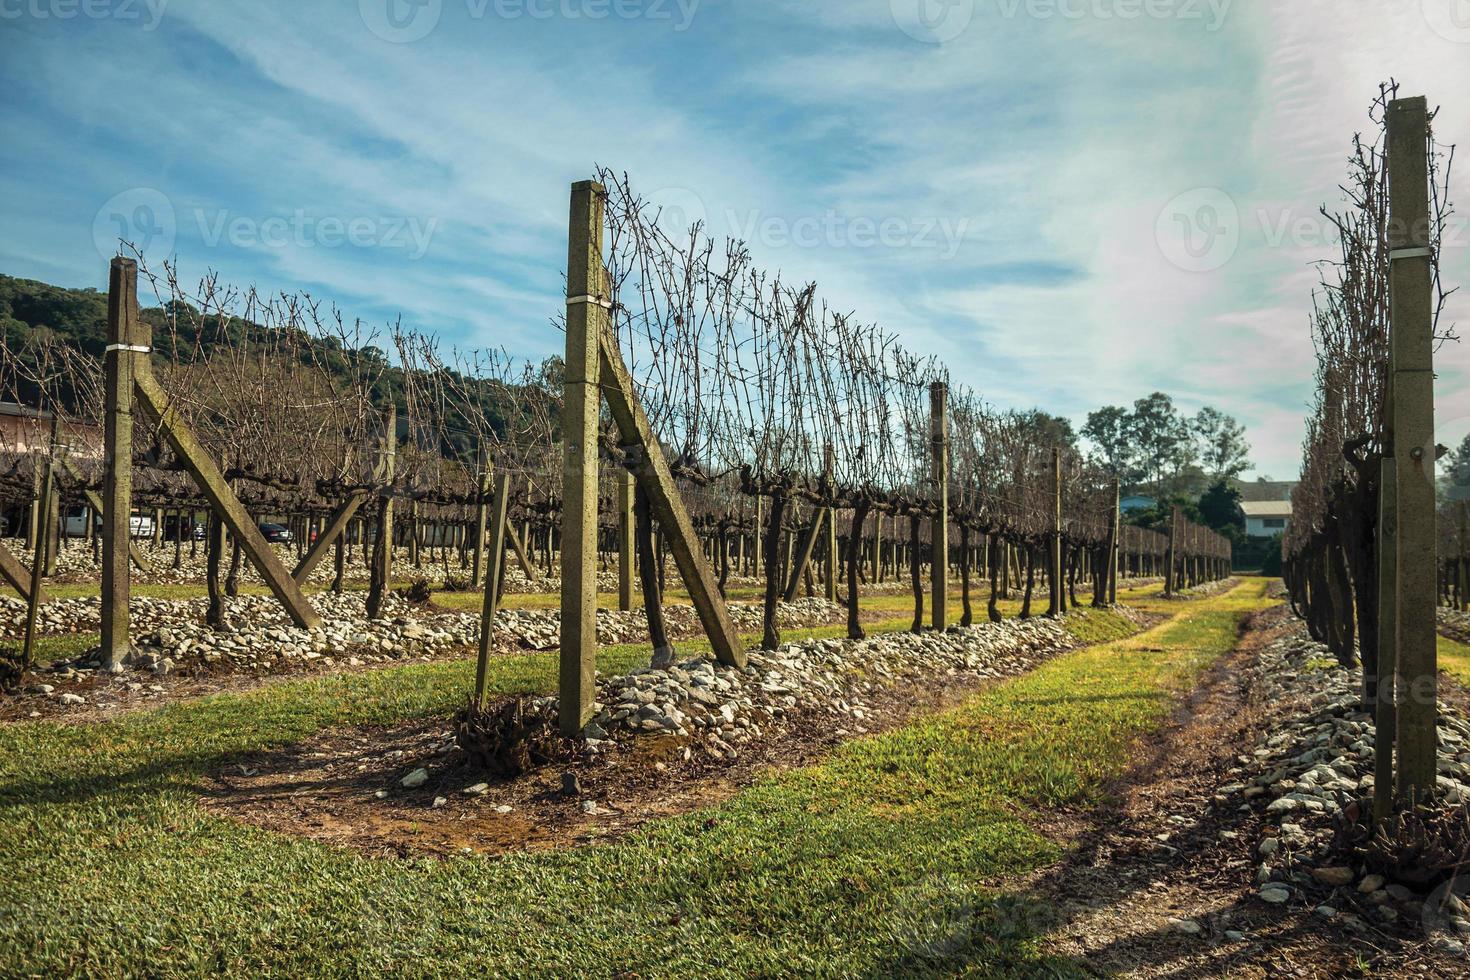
1387, 96, 1438, 804
1048, 447, 1062, 616
560, 180, 606, 736
930, 382, 948, 629
100, 258, 142, 670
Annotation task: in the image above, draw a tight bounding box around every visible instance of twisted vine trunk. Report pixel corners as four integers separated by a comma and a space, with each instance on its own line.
760, 492, 788, 651
846, 499, 871, 640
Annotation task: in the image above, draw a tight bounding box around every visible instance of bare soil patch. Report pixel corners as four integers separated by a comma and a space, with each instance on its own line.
1015, 604, 1468, 977
200, 668, 1006, 858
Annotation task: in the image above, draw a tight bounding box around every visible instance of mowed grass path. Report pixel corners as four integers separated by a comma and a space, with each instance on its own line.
0, 580, 1273, 977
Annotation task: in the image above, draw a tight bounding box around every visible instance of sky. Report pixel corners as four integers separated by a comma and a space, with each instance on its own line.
2, 0, 1468, 480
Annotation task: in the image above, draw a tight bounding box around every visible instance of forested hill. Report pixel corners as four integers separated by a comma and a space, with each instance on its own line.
0, 273, 112, 358
0, 272, 551, 454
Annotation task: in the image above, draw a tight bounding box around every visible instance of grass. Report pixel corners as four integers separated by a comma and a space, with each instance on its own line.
1438, 633, 1470, 686
0, 578, 1276, 977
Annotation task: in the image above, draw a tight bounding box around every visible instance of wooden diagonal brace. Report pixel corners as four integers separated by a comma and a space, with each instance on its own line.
58, 456, 151, 573
598, 328, 747, 669
132, 370, 322, 630
291, 492, 367, 584
784, 507, 827, 603
0, 536, 45, 605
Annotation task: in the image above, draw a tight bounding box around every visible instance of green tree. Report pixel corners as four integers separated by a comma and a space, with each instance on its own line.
1081, 405, 1134, 481
1197, 478, 1245, 533
1127, 392, 1193, 493
1193, 406, 1251, 480
1015, 409, 1077, 451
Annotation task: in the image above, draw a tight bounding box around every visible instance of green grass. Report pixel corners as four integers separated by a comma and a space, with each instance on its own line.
0, 580, 1274, 977
1439, 634, 1470, 686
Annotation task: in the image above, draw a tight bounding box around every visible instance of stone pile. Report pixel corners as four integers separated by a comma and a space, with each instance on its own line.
1214, 627, 1470, 950
535, 614, 1074, 760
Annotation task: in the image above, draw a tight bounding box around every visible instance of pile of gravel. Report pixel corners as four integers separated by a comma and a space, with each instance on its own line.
1217, 627, 1470, 950
529, 614, 1075, 760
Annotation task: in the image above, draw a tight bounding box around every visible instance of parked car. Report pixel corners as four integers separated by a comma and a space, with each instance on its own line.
63, 505, 100, 538
259, 522, 293, 544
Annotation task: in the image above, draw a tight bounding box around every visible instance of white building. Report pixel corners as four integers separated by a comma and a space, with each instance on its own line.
1241, 500, 1291, 538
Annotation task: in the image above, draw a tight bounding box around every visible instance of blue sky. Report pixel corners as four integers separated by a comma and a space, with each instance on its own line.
2, 0, 1468, 479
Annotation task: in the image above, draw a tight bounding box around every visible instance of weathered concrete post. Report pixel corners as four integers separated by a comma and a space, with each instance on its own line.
470, 455, 490, 589
100, 257, 142, 670
618, 468, 635, 613
560, 179, 606, 737
1048, 447, 1062, 617
366, 404, 396, 621
1387, 95, 1438, 804
1374, 378, 1399, 821
930, 382, 949, 629
1164, 506, 1179, 596
1107, 477, 1120, 604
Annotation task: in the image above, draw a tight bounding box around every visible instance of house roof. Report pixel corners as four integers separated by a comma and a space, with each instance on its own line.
1234, 479, 1298, 502
1241, 500, 1292, 518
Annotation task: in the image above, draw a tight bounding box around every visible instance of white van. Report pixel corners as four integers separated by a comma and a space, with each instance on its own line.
63, 506, 155, 539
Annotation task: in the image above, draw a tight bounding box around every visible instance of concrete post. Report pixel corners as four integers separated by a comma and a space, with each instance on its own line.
1387, 96, 1438, 804
1048, 447, 1062, 616
560, 179, 606, 736
100, 258, 141, 670
930, 382, 949, 628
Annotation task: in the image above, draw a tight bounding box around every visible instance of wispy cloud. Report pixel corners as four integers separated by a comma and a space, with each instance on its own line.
1, 0, 1467, 478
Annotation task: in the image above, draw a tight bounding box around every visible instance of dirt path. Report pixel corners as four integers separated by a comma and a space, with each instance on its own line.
1018, 604, 1466, 977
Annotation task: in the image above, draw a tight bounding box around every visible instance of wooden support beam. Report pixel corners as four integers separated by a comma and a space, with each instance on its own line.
599, 326, 747, 672
618, 468, 635, 612
0, 537, 45, 604
783, 507, 826, 603
132, 367, 322, 630
473, 473, 511, 705
58, 457, 150, 573
101, 257, 141, 669
1387, 95, 1438, 804
22, 452, 56, 666
470, 461, 490, 589
292, 492, 367, 584
506, 522, 537, 582
930, 382, 949, 629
